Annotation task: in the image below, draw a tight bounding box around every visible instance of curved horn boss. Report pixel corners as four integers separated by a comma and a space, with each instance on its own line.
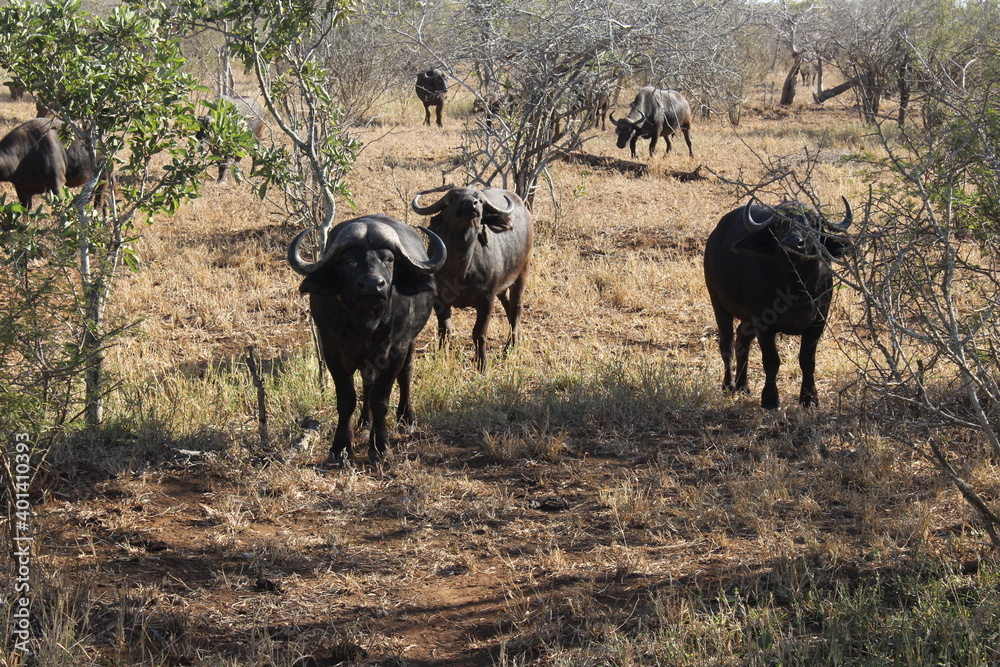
411, 185, 455, 215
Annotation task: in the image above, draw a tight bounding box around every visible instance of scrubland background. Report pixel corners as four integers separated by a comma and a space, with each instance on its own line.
3, 1, 1000, 665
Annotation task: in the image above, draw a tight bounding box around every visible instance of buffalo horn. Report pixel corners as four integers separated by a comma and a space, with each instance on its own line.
411, 185, 455, 215
608, 110, 618, 124
482, 189, 515, 215
742, 198, 774, 232
287, 227, 331, 276
824, 196, 853, 232
403, 227, 447, 273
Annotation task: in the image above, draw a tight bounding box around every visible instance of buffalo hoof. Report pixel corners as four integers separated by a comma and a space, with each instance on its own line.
326, 448, 351, 468
396, 403, 416, 426
761, 391, 780, 410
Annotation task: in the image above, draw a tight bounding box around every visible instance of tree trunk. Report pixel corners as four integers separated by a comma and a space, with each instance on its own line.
814, 78, 858, 104
856, 69, 882, 124
780, 57, 801, 106
83, 285, 104, 427
79, 217, 105, 427
217, 20, 235, 97
897, 57, 910, 127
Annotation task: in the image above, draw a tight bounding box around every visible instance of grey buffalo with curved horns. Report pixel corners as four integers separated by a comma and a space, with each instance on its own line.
288, 215, 447, 465
610, 86, 693, 159
411, 185, 534, 370
703, 197, 852, 409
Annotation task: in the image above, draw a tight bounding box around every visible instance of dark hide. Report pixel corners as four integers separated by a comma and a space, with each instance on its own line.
197, 95, 265, 183
0, 117, 94, 209
703, 199, 852, 409
415, 69, 448, 127
612, 86, 693, 159
412, 186, 534, 370
290, 215, 445, 465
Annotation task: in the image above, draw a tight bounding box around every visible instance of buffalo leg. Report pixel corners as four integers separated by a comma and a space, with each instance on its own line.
498, 271, 527, 356
734, 321, 756, 394
395, 343, 417, 426
629, 135, 639, 158
682, 123, 693, 157
648, 131, 659, 156
328, 364, 358, 466
434, 300, 453, 349
434, 102, 443, 127
423, 104, 431, 125
711, 302, 737, 392
367, 355, 406, 462
798, 322, 824, 406
360, 358, 385, 429
472, 297, 494, 371
757, 330, 782, 409
662, 130, 673, 154
15, 186, 33, 211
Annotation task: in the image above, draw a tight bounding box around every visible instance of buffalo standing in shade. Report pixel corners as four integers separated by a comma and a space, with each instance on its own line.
703, 198, 852, 409
411, 186, 533, 370
288, 215, 446, 464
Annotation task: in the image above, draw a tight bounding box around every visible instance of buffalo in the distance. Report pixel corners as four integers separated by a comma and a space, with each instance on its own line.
415, 68, 448, 127
569, 78, 611, 132
611, 86, 693, 159
411, 185, 534, 370
288, 215, 446, 465
703, 198, 852, 409
197, 95, 265, 184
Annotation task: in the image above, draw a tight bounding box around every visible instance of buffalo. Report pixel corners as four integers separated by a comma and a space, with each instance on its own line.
610, 86, 693, 159
569, 79, 611, 131
472, 90, 511, 120
588, 86, 611, 132
0, 117, 95, 209
703, 198, 852, 409
415, 68, 447, 127
197, 95, 265, 183
411, 186, 533, 370
6, 82, 24, 101
288, 215, 446, 465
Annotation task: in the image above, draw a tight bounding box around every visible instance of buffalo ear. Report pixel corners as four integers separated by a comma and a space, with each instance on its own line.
823, 233, 851, 258
732, 228, 779, 257
483, 213, 512, 233
393, 263, 436, 296
299, 263, 341, 296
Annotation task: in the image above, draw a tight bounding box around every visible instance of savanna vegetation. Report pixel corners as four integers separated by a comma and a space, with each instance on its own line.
4, 0, 1000, 664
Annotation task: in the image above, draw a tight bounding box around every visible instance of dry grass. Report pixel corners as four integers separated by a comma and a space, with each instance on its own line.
2, 82, 998, 666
